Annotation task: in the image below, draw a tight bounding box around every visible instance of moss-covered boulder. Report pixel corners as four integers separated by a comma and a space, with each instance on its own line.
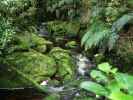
47, 21, 80, 36
6, 32, 53, 54
47, 21, 80, 43
49, 47, 75, 82
5, 50, 57, 83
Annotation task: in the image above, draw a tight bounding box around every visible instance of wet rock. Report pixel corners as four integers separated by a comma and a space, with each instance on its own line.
49, 47, 76, 82
6, 50, 57, 83
46, 21, 80, 44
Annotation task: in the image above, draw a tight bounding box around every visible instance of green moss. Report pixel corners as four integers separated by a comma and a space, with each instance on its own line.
6, 32, 53, 53
34, 45, 47, 53
47, 21, 80, 38
65, 41, 78, 49
0, 64, 31, 88
6, 50, 57, 83
31, 33, 52, 46
50, 47, 75, 82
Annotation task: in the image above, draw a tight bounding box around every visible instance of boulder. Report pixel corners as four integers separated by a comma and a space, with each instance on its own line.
47, 21, 80, 43
49, 47, 75, 82
6, 50, 57, 83
6, 32, 53, 54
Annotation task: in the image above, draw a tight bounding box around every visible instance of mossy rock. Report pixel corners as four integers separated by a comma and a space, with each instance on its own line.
31, 33, 53, 46
47, 21, 80, 39
0, 63, 32, 88
65, 41, 78, 49
5, 50, 57, 83
34, 45, 47, 53
49, 47, 75, 82
6, 32, 53, 54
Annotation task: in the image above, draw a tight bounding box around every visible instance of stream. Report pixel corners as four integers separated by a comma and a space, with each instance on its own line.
42, 53, 95, 100
0, 24, 96, 100
0, 53, 95, 100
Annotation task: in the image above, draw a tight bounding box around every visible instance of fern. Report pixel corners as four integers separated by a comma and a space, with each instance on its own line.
46, 0, 81, 20
109, 13, 133, 49
81, 12, 133, 50
81, 21, 112, 50
112, 13, 133, 32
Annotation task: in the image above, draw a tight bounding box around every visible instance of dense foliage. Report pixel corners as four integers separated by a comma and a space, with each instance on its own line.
81, 62, 133, 100
0, 17, 15, 49
46, 0, 81, 20
0, 0, 133, 100
81, 0, 133, 50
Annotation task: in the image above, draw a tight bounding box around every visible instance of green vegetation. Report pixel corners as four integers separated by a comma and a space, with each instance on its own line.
80, 62, 133, 100
0, 0, 133, 100
81, 0, 133, 50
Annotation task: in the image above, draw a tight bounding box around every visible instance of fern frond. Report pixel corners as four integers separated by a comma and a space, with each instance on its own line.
81, 21, 111, 50
82, 13, 133, 51
112, 13, 133, 33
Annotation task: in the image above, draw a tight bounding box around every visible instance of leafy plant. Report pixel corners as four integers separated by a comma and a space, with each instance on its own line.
0, 17, 15, 49
46, 0, 81, 20
0, 0, 36, 30
80, 62, 133, 100
81, 0, 133, 50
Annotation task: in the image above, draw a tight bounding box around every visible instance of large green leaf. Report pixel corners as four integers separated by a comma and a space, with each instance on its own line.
90, 70, 108, 83
98, 62, 112, 74
115, 73, 133, 95
107, 80, 121, 93
109, 91, 133, 100
80, 81, 109, 96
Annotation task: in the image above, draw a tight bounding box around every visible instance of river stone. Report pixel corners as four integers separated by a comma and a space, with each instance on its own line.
49, 47, 75, 82
6, 50, 57, 83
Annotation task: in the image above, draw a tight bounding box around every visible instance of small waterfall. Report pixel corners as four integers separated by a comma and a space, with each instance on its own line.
75, 54, 95, 77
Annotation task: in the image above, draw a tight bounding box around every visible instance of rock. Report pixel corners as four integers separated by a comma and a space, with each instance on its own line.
6, 32, 53, 54
49, 47, 75, 82
65, 41, 78, 49
6, 50, 57, 83
34, 45, 47, 53
48, 80, 60, 86
47, 21, 80, 41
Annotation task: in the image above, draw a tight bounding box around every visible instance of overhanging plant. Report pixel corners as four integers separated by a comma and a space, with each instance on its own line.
80, 62, 133, 100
